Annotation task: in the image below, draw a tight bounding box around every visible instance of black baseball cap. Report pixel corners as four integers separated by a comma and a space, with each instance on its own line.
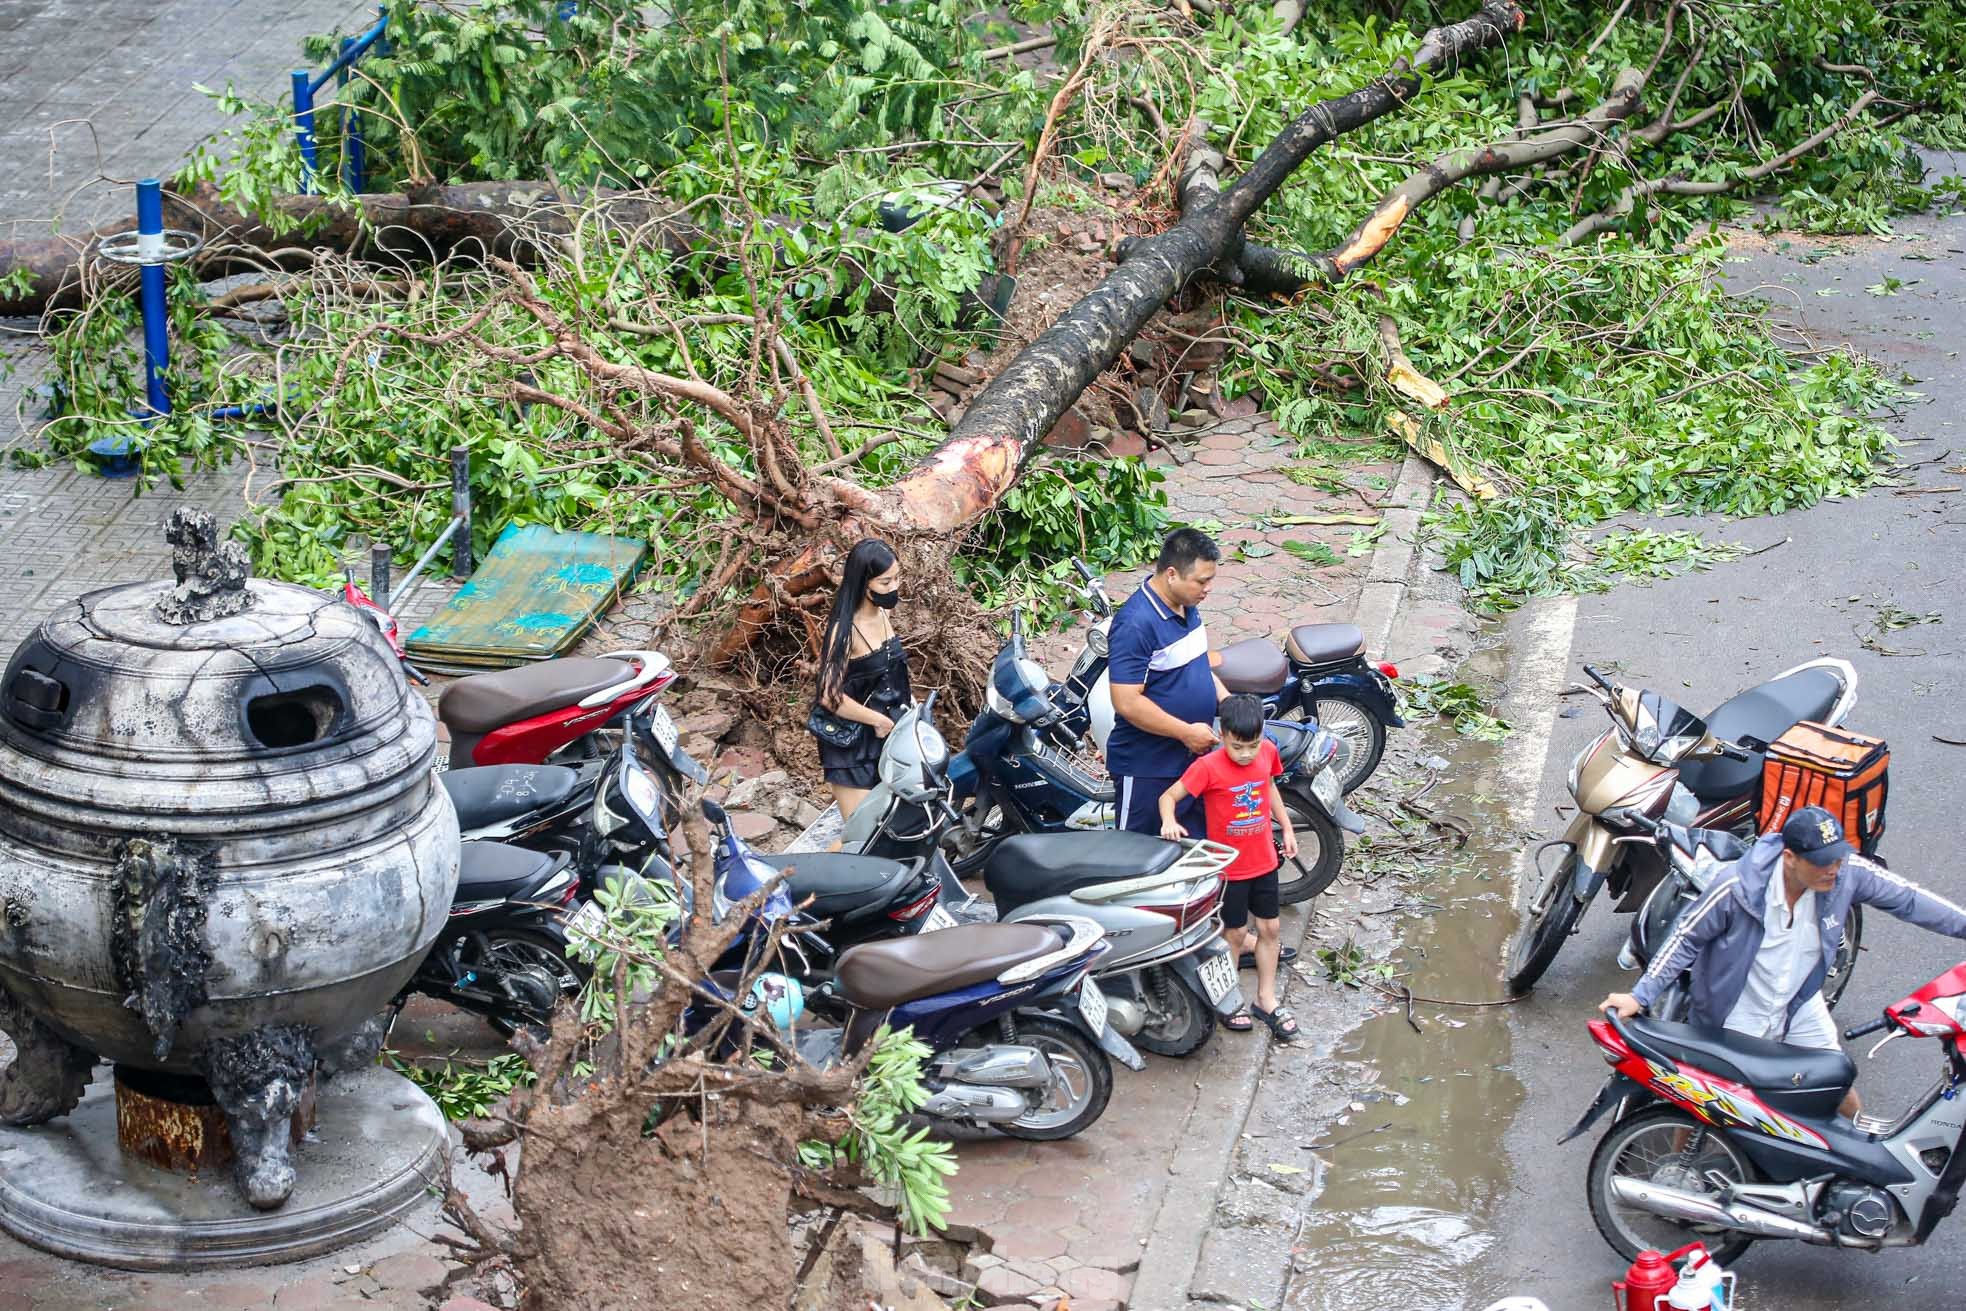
1782, 805, 1853, 866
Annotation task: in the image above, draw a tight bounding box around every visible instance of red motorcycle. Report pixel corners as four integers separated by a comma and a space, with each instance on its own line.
1566, 965, 1966, 1265
434, 650, 677, 769
337, 576, 677, 771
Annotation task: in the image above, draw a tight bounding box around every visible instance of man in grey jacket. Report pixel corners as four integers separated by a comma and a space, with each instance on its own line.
1601, 806, 1966, 1119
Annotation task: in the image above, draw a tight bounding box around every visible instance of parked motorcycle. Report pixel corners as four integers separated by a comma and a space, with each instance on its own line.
1506, 658, 1863, 993
1565, 963, 1966, 1264
1616, 815, 1863, 1017
397, 839, 589, 1038
944, 611, 1361, 904
832, 697, 1248, 1058
710, 805, 1141, 1141
1050, 559, 1402, 794
436, 648, 678, 769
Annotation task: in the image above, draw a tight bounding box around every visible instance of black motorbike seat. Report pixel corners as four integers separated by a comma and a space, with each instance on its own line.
1286, 622, 1365, 668
985, 831, 1183, 914
441, 764, 579, 829
439, 657, 631, 733
1674, 668, 1844, 801
837, 921, 1062, 1008
1659, 822, 1748, 864
760, 852, 922, 922
1217, 638, 1289, 695
1626, 1016, 1856, 1119
455, 840, 561, 900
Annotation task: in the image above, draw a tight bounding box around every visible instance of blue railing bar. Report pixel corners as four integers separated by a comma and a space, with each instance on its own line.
340, 35, 367, 193
291, 71, 319, 193
309, 9, 389, 95
135, 179, 171, 419
209, 403, 277, 421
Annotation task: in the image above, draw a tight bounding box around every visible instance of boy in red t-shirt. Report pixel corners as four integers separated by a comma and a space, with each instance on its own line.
1156, 694, 1299, 1042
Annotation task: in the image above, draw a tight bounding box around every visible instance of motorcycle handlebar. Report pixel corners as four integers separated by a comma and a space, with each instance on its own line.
1071, 557, 1099, 583
1717, 741, 1753, 762
1843, 1015, 1889, 1041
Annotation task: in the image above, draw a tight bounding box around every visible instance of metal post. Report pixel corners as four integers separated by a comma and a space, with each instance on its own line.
291, 71, 318, 193
369, 542, 392, 603
338, 36, 365, 193
135, 179, 170, 419
449, 445, 474, 580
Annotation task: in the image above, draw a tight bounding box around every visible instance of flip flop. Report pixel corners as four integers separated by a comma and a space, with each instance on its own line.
1251, 1004, 1299, 1043
1223, 1009, 1255, 1032
1238, 946, 1300, 971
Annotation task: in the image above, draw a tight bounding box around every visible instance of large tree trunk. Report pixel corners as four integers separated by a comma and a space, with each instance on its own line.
0, 181, 697, 316
880, 0, 1526, 536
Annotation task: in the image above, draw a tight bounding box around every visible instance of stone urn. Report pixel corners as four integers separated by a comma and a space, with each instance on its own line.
0, 510, 458, 1213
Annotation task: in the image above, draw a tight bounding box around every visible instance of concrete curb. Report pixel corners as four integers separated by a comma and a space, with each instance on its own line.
1126, 452, 1437, 1311
1350, 448, 1438, 660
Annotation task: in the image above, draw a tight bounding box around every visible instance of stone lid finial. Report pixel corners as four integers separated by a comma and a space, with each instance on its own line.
155, 508, 253, 625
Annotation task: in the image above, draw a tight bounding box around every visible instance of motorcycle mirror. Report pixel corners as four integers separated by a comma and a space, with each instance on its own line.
700, 799, 729, 827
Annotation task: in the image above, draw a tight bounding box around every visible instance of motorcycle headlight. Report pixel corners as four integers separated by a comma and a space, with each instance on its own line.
622, 763, 661, 827
986, 682, 1023, 723
1086, 624, 1109, 657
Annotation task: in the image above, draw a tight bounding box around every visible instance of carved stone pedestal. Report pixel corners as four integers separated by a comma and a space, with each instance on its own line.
0, 1067, 448, 1269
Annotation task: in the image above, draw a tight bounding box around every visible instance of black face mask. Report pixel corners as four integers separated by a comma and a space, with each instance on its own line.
868, 587, 900, 610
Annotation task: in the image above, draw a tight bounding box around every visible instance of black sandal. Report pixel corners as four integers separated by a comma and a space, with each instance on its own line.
1238, 946, 1300, 971
1251, 1004, 1299, 1043
1223, 1009, 1255, 1032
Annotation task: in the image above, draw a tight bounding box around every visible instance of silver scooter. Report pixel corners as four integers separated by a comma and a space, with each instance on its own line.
828, 697, 1247, 1058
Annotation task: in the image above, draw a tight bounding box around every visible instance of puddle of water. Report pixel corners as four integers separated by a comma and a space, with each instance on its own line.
1284, 723, 1528, 1311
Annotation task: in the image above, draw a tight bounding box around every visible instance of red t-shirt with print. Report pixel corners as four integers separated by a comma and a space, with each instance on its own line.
1179, 739, 1281, 879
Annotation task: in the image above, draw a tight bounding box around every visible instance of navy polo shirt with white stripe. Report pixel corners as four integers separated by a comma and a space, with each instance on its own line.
1106, 578, 1216, 777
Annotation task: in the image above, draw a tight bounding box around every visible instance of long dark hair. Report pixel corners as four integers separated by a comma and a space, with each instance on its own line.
817, 538, 898, 708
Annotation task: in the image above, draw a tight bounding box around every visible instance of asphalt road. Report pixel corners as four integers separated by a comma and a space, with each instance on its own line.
1484, 183, 1966, 1308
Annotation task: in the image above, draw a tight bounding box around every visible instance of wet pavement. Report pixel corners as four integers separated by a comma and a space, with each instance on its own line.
1488, 184, 1966, 1309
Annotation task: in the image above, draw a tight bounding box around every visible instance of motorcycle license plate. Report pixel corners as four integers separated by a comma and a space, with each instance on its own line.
1312, 766, 1341, 811
647, 704, 680, 756
923, 904, 957, 932
1077, 979, 1109, 1034
564, 900, 608, 962
1198, 951, 1237, 1005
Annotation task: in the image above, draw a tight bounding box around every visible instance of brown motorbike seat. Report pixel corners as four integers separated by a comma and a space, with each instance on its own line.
439, 658, 631, 733
836, 922, 1061, 1009
1286, 622, 1365, 667
1216, 637, 1289, 695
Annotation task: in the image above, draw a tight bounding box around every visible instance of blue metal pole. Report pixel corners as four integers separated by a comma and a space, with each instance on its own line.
339, 36, 365, 192
292, 70, 318, 193
135, 179, 171, 420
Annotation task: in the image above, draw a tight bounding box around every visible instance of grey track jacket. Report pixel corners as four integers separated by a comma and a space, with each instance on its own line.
1631, 832, 1966, 1035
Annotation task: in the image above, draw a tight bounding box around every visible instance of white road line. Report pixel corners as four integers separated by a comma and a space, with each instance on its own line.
1499, 593, 1581, 910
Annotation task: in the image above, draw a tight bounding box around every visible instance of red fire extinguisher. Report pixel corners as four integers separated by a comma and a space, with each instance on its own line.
1612, 1242, 1706, 1311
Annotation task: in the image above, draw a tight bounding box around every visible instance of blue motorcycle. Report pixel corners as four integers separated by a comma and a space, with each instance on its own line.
1053, 559, 1401, 794
945, 612, 1364, 905
700, 801, 1142, 1141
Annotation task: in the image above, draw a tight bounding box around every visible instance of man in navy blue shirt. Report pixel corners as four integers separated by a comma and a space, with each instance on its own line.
1108, 528, 1229, 836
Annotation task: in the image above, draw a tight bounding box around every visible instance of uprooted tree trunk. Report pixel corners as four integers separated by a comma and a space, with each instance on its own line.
706, 0, 1528, 660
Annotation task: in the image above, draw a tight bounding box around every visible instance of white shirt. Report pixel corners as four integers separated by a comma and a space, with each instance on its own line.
1722, 874, 1819, 1041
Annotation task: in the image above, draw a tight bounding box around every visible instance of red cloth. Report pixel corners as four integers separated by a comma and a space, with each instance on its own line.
1179, 740, 1282, 879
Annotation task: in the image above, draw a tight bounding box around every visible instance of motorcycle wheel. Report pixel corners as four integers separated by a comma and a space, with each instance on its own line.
1824, 902, 1864, 1009
1506, 846, 1587, 994
1132, 966, 1214, 1058
945, 801, 1020, 877
1586, 1104, 1758, 1266
1275, 792, 1344, 906
999, 1016, 1114, 1141
478, 929, 588, 1040
1305, 689, 1388, 795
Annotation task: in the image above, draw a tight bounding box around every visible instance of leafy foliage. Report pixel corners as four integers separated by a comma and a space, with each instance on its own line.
388, 1050, 537, 1121
1400, 677, 1510, 741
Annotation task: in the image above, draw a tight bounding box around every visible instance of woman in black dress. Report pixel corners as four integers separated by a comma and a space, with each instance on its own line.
812, 538, 913, 818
